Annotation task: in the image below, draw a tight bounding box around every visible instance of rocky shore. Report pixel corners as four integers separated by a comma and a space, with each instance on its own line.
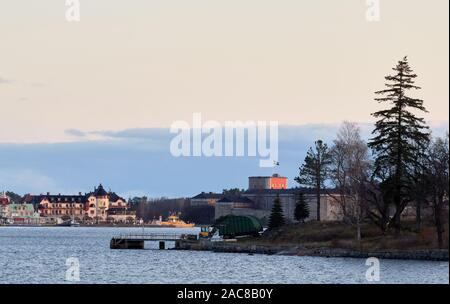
175, 240, 449, 261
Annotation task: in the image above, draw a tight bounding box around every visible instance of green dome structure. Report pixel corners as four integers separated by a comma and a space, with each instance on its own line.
213, 215, 263, 238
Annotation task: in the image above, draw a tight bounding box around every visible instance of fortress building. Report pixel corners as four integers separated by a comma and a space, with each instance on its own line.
192, 175, 343, 223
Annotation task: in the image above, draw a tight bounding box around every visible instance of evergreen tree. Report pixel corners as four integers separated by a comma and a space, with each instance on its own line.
369, 56, 430, 231
294, 192, 310, 223
222, 188, 245, 196
295, 140, 332, 221
268, 195, 285, 229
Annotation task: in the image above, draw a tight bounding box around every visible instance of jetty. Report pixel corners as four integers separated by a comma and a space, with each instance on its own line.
110, 233, 196, 249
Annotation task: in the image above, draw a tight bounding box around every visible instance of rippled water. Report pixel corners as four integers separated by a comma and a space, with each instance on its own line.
0, 227, 448, 284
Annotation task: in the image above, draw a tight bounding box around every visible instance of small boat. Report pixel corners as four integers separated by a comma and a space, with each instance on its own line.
57, 221, 71, 227
57, 216, 80, 227
69, 220, 80, 227
158, 215, 195, 228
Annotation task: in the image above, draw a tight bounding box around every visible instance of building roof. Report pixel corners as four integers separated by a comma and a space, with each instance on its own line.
23, 184, 126, 206
108, 192, 125, 202
217, 196, 254, 204
93, 184, 108, 197
24, 194, 88, 206
249, 174, 286, 179
191, 192, 223, 200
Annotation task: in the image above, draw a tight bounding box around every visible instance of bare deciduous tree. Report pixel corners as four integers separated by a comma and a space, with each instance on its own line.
329, 122, 372, 241
426, 133, 449, 248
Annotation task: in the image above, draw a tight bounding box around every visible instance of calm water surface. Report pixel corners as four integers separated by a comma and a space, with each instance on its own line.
0, 227, 448, 284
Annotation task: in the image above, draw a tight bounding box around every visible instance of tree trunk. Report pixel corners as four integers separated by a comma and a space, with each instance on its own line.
356, 201, 362, 242
393, 193, 402, 235
356, 221, 361, 242
435, 196, 444, 249
416, 201, 422, 232
316, 186, 321, 221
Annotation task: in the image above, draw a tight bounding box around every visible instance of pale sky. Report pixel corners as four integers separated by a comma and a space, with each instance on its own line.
0, 0, 448, 143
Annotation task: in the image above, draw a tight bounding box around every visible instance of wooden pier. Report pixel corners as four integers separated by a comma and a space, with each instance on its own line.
110, 233, 195, 249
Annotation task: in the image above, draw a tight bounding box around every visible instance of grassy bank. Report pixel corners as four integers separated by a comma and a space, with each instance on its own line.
240, 220, 449, 252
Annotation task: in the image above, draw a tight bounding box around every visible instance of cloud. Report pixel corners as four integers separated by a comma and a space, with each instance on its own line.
65, 129, 87, 137
0, 169, 59, 194
64, 128, 170, 140
63, 128, 171, 152
2, 122, 448, 198
91, 128, 170, 140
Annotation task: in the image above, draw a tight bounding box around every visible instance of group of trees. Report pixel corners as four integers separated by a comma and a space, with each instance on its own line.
287, 57, 448, 247
129, 197, 187, 221
268, 193, 310, 230
128, 196, 215, 225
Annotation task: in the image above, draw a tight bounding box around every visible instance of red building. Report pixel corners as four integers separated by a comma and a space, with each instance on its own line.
0, 193, 10, 206
248, 174, 288, 190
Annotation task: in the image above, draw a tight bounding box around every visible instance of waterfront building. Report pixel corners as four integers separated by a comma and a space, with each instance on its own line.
0, 192, 11, 224
0, 192, 10, 205
0, 204, 9, 222
7, 203, 41, 225
33, 194, 85, 220
106, 207, 135, 223
25, 184, 136, 223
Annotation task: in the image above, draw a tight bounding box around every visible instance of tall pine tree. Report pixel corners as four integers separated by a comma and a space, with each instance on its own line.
268, 195, 285, 229
369, 56, 430, 231
294, 192, 310, 223
295, 140, 331, 221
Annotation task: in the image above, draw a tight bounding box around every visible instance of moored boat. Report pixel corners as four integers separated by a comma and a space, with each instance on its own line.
149, 215, 195, 228
57, 220, 80, 227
